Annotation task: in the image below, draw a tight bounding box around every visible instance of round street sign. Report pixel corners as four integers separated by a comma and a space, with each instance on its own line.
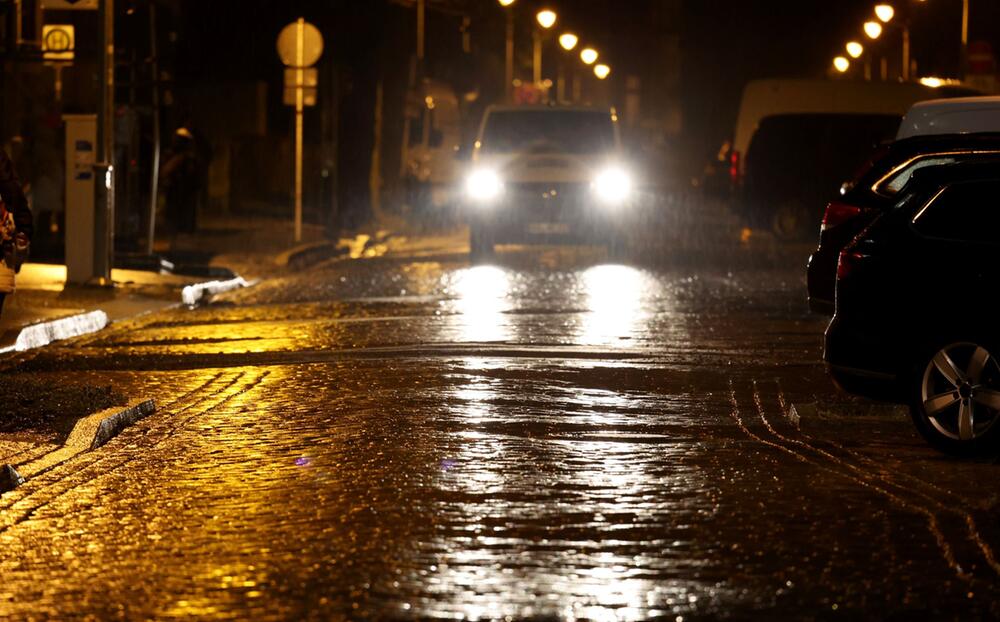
44, 27, 72, 52
276, 19, 324, 68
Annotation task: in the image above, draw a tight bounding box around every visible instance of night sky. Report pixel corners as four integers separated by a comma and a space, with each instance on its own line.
172, 0, 1000, 154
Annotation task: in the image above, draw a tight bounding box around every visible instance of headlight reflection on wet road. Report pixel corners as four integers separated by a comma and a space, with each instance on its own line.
579, 264, 653, 347
447, 266, 513, 343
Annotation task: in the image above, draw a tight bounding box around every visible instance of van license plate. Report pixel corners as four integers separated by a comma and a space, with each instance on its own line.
528, 223, 570, 235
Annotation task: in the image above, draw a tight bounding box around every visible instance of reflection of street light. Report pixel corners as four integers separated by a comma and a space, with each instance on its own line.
533, 9, 557, 85
559, 33, 578, 51
875, 4, 895, 23
499, 0, 516, 101
580, 48, 598, 65
594, 64, 611, 80
536, 9, 557, 29
864, 21, 883, 39
833, 56, 850, 73
846, 41, 864, 58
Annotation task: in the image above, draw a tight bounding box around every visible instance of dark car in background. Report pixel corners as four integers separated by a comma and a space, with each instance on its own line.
806, 133, 1000, 314
824, 161, 1000, 456
727, 80, 980, 239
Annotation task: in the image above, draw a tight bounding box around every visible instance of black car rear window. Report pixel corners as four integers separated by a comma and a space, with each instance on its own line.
913, 180, 1000, 243
481, 110, 615, 154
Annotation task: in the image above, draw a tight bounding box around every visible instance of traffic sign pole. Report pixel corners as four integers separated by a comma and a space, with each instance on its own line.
277, 18, 323, 244
295, 20, 305, 243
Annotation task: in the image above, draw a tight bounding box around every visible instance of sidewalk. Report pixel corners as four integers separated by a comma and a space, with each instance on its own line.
0, 263, 248, 352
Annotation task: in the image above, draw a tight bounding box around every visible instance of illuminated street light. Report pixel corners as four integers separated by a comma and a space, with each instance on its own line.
497, 0, 516, 5
594, 64, 611, 80
846, 41, 864, 58
864, 21, 883, 39
833, 56, 850, 73
536, 9, 557, 29
875, 4, 895, 23
580, 48, 599, 65
559, 33, 579, 51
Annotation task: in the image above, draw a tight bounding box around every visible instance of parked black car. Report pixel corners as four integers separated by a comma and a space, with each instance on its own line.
808, 133, 1000, 314
824, 161, 1000, 455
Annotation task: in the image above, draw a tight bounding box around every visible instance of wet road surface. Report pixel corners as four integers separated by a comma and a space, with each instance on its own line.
2, 241, 999, 620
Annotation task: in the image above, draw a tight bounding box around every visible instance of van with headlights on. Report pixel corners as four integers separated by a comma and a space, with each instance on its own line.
463, 105, 634, 258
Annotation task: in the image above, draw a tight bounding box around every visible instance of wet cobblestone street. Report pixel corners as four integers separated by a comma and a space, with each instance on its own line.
1, 243, 998, 620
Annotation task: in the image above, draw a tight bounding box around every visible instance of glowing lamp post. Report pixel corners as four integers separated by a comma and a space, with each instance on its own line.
533, 9, 557, 84
594, 64, 611, 80
833, 56, 850, 73
864, 21, 883, 40
846, 41, 863, 59
499, 0, 516, 101
580, 48, 598, 65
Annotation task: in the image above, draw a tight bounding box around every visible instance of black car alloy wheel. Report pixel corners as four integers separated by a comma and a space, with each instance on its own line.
912, 342, 1000, 455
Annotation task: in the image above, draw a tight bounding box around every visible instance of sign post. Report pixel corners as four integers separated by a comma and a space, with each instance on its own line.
277, 19, 323, 243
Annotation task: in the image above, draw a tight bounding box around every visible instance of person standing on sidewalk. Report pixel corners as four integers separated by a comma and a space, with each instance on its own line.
0, 147, 32, 316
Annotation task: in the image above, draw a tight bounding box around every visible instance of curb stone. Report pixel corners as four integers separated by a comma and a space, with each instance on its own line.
0, 398, 156, 494
0, 464, 24, 493
181, 276, 251, 306
0, 310, 109, 355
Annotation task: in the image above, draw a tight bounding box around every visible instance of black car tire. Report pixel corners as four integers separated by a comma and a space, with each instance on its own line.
771, 200, 810, 240
470, 222, 495, 262
908, 341, 1000, 457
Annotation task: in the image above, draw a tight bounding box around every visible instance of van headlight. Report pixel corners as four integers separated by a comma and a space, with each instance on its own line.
466, 169, 503, 203
593, 167, 632, 205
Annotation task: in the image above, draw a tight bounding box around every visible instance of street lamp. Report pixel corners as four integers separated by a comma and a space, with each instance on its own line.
580, 48, 598, 65
864, 21, 883, 39
875, 4, 895, 23
499, 0, 516, 101
557, 34, 579, 103
533, 9, 557, 85
846, 41, 864, 58
536, 9, 557, 29
833, 56, 850, 73
559, 33, 579, 51
594, 64, 611, 80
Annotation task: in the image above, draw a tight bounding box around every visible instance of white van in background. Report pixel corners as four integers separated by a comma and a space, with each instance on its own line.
729, 79, 978, 237
896, 96, 1000, 139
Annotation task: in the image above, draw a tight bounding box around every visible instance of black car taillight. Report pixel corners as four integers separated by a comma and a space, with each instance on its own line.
729, 150, 741, 185
836, 249, 868, 280
821, 201, 863, 232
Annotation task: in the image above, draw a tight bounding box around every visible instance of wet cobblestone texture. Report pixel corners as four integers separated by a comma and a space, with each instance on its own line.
0, 241, 998, 620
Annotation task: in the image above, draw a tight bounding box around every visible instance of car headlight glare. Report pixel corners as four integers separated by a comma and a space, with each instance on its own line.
466, 169, 503, 202
593, 167, 632, 204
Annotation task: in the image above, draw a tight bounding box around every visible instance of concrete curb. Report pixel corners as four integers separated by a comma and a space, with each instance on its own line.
181, 276, 251, 306
275, 241, 348, 270
90, 399, 157, 450
0, 310, 109, 355
0, 398, 156, 494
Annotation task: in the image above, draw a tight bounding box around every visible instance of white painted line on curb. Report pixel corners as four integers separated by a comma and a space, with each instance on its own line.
0, 310, 109, 355
181, 276, 251, 306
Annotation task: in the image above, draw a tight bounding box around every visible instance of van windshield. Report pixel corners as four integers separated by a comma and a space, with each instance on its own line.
481, 110, 615, 154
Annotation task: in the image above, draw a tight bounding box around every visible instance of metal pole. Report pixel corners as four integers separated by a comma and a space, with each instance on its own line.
96, 0, 114, 282
961, 0, 970, 78
532, 30, 541, 84
294, 18, 305, 243
416, 0, 425, 62
147, 2, 161, 255
505, 10, 514, 101
902, 26, 910, 81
